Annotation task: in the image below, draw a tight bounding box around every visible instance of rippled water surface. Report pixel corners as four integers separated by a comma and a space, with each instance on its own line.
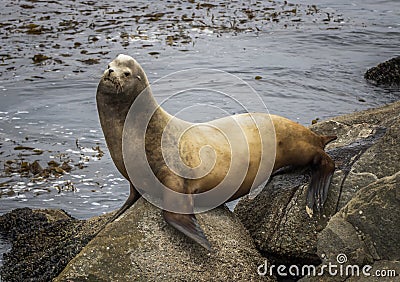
0, 0, 399, 222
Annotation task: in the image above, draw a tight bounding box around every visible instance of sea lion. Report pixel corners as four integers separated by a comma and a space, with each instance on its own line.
96, 54, 336, 250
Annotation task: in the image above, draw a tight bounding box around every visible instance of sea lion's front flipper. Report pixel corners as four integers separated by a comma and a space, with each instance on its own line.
163, 210, 211, 251
93, 184, 141, 237
306, 150, 335, 217
160, 171, 211, 250
109, 183, 141, 222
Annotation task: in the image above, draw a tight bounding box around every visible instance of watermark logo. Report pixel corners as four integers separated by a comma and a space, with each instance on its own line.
257, 253, 397, 278
122, 68, 276, 214
336, 253, 347, 264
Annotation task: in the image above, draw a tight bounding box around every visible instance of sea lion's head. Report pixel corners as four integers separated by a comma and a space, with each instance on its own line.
97, 54, 149, 99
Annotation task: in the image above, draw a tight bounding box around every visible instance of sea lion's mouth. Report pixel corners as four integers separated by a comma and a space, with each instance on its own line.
103, 76, 123, 93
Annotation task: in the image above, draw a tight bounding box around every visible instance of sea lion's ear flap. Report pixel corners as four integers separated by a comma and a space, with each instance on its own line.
306, 150, 335, 217
163, 211, 212, 251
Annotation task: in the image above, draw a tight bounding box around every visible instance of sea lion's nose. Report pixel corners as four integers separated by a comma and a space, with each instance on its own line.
108, 68, 114, 75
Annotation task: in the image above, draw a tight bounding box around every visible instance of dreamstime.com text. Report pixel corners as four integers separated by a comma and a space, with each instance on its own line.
257, 254, 397, 278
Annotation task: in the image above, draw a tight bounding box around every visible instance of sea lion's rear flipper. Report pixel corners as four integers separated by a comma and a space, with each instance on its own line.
163, 210, 211, 251
306, 150, 335, 217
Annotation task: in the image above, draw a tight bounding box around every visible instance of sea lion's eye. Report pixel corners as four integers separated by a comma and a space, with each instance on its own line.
107, 65, 110, 69
124, 71, 131, 77
136, 75, 142, 81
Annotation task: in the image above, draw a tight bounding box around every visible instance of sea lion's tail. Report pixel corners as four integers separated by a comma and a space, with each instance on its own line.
321, 135, 337, 148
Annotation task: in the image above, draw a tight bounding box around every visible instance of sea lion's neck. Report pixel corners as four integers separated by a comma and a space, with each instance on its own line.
97, 87, 171, 179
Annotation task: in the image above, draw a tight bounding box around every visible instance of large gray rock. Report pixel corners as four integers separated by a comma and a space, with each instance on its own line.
235, 102, 399, 268
301, 172, 399, 281
55, 198, 273, 281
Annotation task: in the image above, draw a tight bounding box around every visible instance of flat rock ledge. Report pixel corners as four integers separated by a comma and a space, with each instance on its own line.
1, 201, 272, 281
55, 199, 271, 282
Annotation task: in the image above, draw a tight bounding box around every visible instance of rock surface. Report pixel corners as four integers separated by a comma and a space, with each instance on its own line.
301, 172, 399, 281
364, 56, 400, 86
235, 101, 399, 277
55, 198, 272, 281
0, 208, 109, 281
